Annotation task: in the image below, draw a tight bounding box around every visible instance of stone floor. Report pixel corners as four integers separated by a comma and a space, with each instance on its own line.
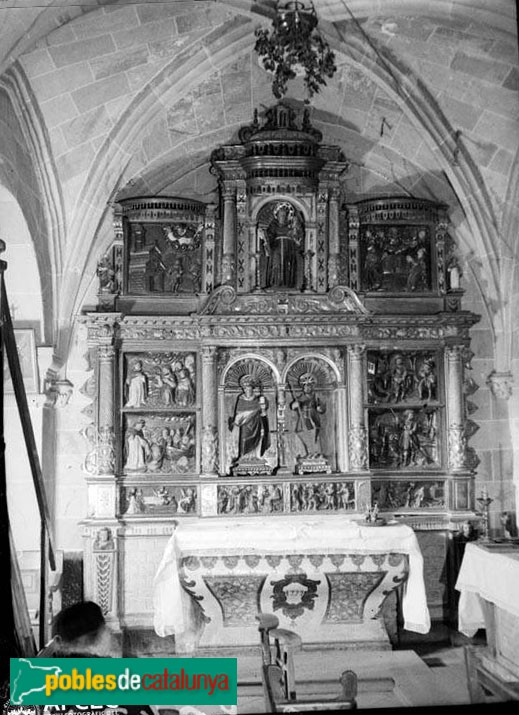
154, 625, 519, 713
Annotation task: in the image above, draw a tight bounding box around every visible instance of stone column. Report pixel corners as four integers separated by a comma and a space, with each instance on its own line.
97, 343, 116, 477
347, 204, 360, 292
446, 345, 466, 472
336, 384, 348, 472
347, 345, 368, 471
276, 383, 287, 470
201, 346, 218, 477
328, 186, 340, 289
221, 182, 236, 284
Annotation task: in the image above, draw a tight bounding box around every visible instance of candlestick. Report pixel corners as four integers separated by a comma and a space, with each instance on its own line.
476, 490, 493, 542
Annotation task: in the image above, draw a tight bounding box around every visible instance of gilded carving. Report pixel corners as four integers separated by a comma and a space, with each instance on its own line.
368, 408, 439, 469
124, 415, 196, 474
448, 424, 467, 471
371, 480, 445, 510
201, 425, 218, 474
290, 482, 355, 512
217, 484, 283, 515
121, 485, 197, 516
257, 200, 305, 290
367, 351, 438, 404
348, 426, 368, 471
93, 527, 115, 616
224, 359, 276, 475
286, 358, 336, 474
124, 352, 196, 409
126, 216, 204, 295
82, 424, 115, 475
360, 225, 432, 292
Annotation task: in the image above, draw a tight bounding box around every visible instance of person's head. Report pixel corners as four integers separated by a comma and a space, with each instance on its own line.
240, 375, 255, 396
52, 601, 113, 657
299, 372, 316, 394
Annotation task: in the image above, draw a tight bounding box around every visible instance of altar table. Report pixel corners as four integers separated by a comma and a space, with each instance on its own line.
456, 541, 519, 682
153, 516, 430, 652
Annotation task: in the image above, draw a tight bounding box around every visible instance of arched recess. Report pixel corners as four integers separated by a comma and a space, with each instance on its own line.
219, 353, 280, 475
0, 64, 65, 348
58, 2, 506, 368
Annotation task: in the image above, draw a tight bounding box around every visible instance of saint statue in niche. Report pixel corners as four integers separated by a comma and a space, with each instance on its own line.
228, 375, 270, 461
290, 373, 326, 458
259, 201, 304, 289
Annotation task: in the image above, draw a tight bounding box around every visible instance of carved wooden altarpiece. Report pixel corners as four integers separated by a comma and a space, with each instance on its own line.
82, 103, 480, 636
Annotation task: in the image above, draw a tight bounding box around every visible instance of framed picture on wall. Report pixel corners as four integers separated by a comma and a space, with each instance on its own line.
3, 328, 39, 394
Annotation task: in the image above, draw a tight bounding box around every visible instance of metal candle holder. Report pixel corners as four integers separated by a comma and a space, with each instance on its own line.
476, 491, 493, 541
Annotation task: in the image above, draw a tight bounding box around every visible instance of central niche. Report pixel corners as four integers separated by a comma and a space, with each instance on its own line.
285, 357, 337, 475
219, 353, 340, 477
257, 200, 305, 290
222, 358, 278, 476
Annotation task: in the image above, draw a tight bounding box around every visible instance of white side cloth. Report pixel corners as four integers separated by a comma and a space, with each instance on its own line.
153, 515, 430, 637
455, 542, 519, 637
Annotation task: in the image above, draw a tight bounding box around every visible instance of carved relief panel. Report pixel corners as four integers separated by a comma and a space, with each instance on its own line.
360, 225, 433, 293
121, 351, 198, 481
127, 220, 203, 295
113, 197, 215, 301
366, 350, 443, 472
123, 414, 196, 475
120, 484, 197, 517
123, 352, 196, 409
371, 479, 446, 510
352, 198, 453, 300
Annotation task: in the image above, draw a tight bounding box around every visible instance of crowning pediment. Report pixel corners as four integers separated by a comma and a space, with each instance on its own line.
198, 285, 370, 316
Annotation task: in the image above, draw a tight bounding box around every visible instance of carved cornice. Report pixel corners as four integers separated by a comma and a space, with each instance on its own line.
199, 285, 369, 316
81, 312, 123, 343
81, 300, 480, 344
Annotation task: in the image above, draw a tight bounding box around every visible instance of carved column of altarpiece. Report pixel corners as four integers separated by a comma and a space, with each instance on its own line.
82, 104, 480, 627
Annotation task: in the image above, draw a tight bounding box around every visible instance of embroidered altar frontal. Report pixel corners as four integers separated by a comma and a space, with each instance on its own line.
153, 516, 430, 651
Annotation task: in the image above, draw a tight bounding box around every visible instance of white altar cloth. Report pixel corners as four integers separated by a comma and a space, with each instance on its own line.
455, 542, 519, 637
153, 515, 430, 643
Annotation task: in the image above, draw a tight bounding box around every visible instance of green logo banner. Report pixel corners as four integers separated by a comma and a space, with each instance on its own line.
10, 658, 237, 706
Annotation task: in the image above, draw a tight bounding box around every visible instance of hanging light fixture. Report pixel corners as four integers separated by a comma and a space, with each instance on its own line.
254, 1, 337, 102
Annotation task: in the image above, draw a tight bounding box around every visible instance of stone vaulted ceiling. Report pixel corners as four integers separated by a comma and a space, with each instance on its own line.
0, 0, 517, 364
